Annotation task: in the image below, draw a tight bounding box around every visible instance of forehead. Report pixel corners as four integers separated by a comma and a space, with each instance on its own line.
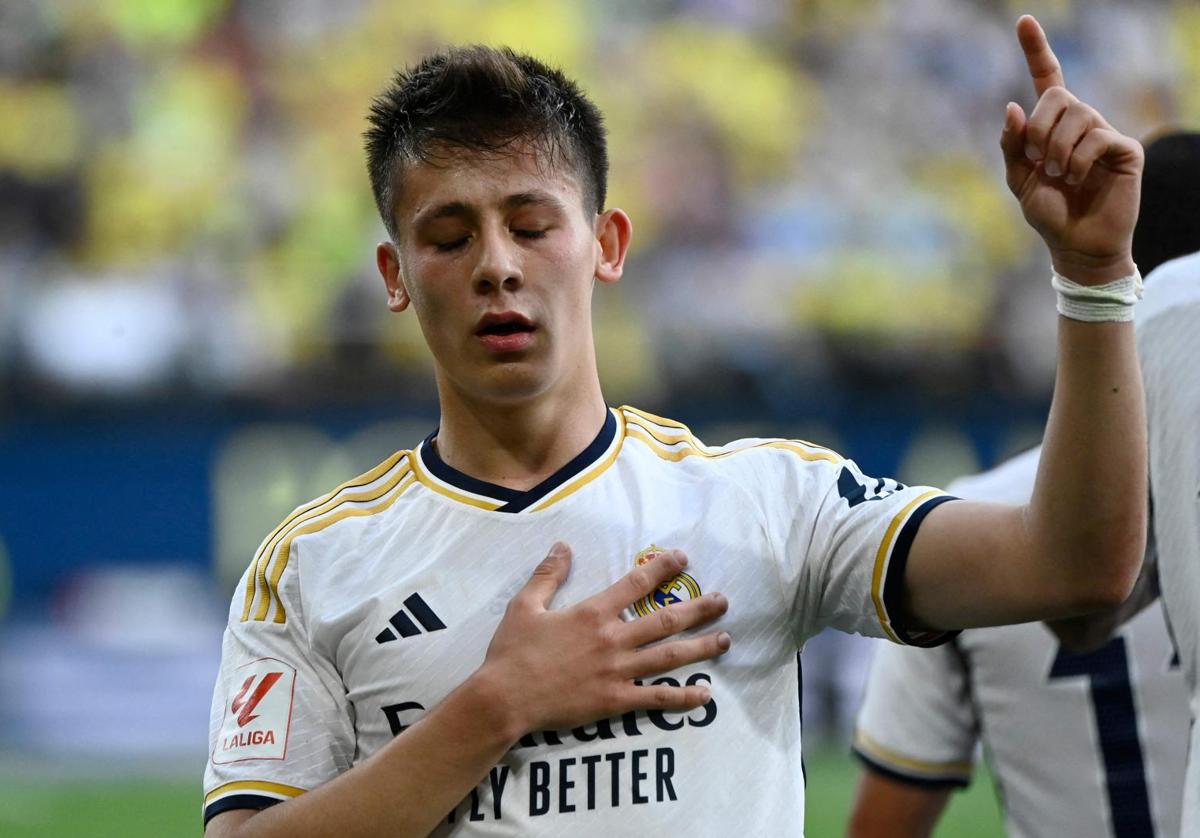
395, 145, 586, 227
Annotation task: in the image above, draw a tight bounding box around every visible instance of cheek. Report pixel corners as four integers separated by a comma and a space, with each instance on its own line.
543, 231, 598, 288
402, 273, 458, 343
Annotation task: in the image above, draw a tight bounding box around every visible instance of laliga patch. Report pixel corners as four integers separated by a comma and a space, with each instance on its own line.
633, 545, 702, 618
213, 657, 295, 764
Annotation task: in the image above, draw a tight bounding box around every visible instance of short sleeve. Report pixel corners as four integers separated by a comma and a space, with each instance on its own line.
202, 544, 354, 826
853, 638, 978, 787
750, 447, 957, 646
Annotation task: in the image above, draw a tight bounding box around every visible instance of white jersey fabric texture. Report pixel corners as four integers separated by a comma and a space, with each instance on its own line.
203, 405, 954, 835
854, 446, 1190, 838
1138, 250, 1200, 835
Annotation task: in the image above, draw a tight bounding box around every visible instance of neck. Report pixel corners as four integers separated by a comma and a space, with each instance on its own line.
433, 377, 609, 492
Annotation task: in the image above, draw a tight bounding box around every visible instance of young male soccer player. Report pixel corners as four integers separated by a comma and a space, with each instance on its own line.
847, 131, 1200, 838
203, 17, 1150, 836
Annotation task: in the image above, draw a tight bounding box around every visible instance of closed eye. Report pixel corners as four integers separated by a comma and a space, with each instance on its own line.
434, 237, 469, 253
514, 229, 548, 240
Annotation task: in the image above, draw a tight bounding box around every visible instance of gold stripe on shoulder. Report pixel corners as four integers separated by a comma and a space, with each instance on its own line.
243, 460, 413, 623
243, 456, 411, 621
870, 490, 942, 644
262, 472, 418, 623
625, 414, 841, 465
624, 413, 697, 447
756, 440, 842, 464
627, 424, 699, 462
620, 405, 692, 432
204, 779, 306, 805
241, 450, 409, 621
854, 731, 974, 777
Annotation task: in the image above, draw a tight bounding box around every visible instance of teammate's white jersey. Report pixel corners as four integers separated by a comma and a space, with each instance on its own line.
203, 405, 953, 835
854, 447, 1190, 838
1138, 251, 1200, 834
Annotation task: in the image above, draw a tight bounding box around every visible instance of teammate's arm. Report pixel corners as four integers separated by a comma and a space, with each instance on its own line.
847, 772, 952, 838
848, 636, 975, 838
205, 545, 730, 838
901, 16, 1147, 630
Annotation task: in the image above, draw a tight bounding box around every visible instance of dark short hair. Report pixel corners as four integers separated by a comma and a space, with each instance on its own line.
1134, 130, 1200, 276
364, 45, 608, 239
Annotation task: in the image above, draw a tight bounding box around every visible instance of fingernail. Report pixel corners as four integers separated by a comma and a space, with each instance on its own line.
710, 592, 727, 607
696, 687, 711, 703
1044, 159, 1061, 177
1025, 144, 1042, 161
550, 542, 569, 558
717, 632, 732, 650
1064, 171, 1081, 185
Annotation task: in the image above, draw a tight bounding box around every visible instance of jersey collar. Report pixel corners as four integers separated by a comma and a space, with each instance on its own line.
413, 408, 623, 513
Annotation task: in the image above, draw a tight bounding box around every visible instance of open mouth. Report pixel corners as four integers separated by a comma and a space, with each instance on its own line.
474, 312, 536, 337
474, 312, 537, 352
476, 321, 535, 337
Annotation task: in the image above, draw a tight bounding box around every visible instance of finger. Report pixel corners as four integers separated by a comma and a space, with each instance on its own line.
592, 548, 688, 613
1043, 100, 1100, 179
621, 591, 728, 647
609, 680, 713, 714
999, 101, 1029, 168
1000, 101, 1037, 197
1024, 86, 1075, 163
517, 542, 573, 610
1065, 127, 1142, 186
1017, 14, 1065, 96
623, 631, 732, 679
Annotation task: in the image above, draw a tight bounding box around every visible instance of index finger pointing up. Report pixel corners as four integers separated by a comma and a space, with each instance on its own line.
1017, 14, 1066, 95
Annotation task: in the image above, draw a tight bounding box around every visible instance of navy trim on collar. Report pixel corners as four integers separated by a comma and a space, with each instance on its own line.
420, 409, 618, 513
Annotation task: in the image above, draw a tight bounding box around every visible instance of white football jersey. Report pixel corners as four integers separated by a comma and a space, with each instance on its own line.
203, 405, 954, 834
1138, 251, 1200, 834
854, 447, 1190, 838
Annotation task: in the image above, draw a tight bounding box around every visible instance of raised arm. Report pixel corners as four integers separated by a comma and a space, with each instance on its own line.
206, 545, 729, 838
902, 15, 1146, 629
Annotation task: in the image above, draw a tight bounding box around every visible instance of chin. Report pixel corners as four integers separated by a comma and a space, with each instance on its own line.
483, 364, 555, 402
452, 359, 557, 405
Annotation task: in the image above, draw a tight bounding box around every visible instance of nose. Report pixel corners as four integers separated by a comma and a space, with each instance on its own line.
472, 225, 522, 294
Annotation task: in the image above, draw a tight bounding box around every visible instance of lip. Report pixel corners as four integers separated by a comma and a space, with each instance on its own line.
474, 311, 536, 334
474, 310, 537, 354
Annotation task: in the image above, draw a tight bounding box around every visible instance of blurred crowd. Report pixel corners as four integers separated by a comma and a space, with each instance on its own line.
0, 0, 1194, 409
3, 1, 1195, 775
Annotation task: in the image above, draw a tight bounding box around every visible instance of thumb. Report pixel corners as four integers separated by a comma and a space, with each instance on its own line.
523, 542, 573, 610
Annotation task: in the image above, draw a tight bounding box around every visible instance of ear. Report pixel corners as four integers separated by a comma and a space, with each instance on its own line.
594, 208, 632, 285
376, 241, 411, 312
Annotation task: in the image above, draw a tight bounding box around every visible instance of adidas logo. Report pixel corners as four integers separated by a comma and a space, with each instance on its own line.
376, 593, 446, 643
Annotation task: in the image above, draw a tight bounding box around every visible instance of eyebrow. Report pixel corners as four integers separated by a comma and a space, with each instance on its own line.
502, 191, 567, 213
414, 191, 567, 227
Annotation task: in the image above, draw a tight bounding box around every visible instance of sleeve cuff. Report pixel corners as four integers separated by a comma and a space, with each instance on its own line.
204, 794, 283, 826
878, 494, 962, 647
853, 747, 972, 789
203, 780, 305, 826
852, 730, 973, 788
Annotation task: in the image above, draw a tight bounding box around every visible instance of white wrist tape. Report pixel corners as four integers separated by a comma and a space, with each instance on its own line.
1050, 267, 1143, 322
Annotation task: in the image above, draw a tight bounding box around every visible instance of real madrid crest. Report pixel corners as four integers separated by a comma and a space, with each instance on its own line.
633, 544, 702, 618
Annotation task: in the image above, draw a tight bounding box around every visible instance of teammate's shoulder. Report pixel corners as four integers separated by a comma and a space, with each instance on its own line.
1140, 251, 1200, 324
945, 445, 1040, 505
617, 405, 842, 472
